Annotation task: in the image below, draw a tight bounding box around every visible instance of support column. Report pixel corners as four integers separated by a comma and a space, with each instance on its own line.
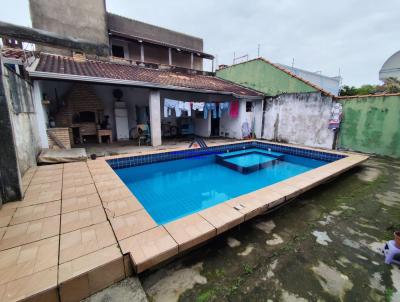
149, 90, 162, 146
190, 53, 194, 69
140, 43, 144, 62
168, 48, 172, 65
32, 81, 49, 148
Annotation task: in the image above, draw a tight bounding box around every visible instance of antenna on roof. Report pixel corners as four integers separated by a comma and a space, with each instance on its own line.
257, 44, 260, 57
233, 53, 249, 64
291, 58, 295, 69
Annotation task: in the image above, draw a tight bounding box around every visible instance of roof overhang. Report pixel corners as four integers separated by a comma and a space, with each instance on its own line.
27, 68, 262, 100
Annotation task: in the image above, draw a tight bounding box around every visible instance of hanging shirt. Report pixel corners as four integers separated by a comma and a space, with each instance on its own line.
204, 103, 217, 119
229, 100, 239, 118
219, 102, 230, 118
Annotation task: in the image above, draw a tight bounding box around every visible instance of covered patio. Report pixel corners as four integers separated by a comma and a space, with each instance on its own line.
27, 53, 264, 158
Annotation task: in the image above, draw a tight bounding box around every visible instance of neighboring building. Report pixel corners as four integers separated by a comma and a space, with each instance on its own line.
216, 58, 333, 97
217, 58, 337, 150
379, 50, 400, 82
276, 63, 341, 96
29, 0, 212, 70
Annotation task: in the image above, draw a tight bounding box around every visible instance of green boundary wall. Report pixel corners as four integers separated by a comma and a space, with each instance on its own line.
338, 95, 400, 158
216, 59, 318, 96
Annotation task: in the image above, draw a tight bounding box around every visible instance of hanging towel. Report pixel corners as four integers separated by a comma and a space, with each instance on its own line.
204, 103, 217, 119
229, 100, 239, 118
192, 102, 205, 111
328, 102, 343, 130
219, 102, 230, 117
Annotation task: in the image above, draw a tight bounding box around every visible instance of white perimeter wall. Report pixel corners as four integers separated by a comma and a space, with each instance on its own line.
262, 92, 335, 149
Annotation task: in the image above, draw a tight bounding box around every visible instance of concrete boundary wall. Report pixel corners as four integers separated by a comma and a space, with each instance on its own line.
337, 94, 400, 158
262, 92, 335, 149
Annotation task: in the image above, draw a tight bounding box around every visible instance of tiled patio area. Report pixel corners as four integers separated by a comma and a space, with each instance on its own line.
0, 140, 368, 302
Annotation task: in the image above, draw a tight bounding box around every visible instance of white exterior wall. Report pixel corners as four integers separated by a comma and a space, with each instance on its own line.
220, 99, 262, 139
262, 92, 335, 149
193, 113, 211, 137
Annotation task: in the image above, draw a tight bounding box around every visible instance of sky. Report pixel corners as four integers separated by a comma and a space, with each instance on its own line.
0, 0, 399, 86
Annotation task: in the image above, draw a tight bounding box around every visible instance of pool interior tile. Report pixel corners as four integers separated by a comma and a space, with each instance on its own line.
0, 236, 59, 286
61, 205, 107, 234
119, 226, 178, 273
0, 215, 60, 251
10, 200, 61, 226
59, 221, 116, 264
199, 203, 244, 235
164, 213, 216, 252
62, 193, 102, 214
110, 209, 157, 241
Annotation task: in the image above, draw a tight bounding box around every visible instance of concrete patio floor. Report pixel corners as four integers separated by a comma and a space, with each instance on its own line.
0, 140, 367, 302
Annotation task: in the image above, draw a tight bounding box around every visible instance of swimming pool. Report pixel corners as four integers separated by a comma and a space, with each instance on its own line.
112, 143, 339, 224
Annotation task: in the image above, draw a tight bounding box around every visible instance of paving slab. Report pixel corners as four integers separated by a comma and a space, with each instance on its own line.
103, 196, 144, 218
61, 205, 107, 234
0, 236, 59, 285
10, 200, 61, 225
110, 209, 157, 241
199, 203, 244, 234
119, 226, 178, 273
0, 215, 60, 251
164, 213, 216, 252
59, 221, 117, 264
62, 194, 102, 214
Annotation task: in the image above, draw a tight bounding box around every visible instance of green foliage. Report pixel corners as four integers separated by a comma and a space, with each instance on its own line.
339, 77, 400, 96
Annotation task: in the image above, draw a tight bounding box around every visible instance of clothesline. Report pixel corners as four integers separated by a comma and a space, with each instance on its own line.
163, 98, 239, 119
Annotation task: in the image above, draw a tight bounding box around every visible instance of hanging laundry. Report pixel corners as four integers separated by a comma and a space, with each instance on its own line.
229, 100, 239, 118
192, 102, 205, 111
164, 98, 180, 117
204, 102, 217, 119
218, 102, 230, 118
328, 102, 343, 130
178, 101, 192, 117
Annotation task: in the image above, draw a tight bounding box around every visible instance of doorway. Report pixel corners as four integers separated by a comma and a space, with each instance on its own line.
211, 117, 220, 137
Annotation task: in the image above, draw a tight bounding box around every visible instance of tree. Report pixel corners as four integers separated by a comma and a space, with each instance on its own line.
339, 77, 400, 96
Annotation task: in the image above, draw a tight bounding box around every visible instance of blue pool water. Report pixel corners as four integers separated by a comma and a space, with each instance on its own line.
224, 153, 276, 167
115, 148, 328, 224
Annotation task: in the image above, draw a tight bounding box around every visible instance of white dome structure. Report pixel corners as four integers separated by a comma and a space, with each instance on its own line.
379, 50, 400, 81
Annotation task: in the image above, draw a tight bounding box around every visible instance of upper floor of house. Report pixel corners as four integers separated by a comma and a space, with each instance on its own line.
28, 0, 213, 71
